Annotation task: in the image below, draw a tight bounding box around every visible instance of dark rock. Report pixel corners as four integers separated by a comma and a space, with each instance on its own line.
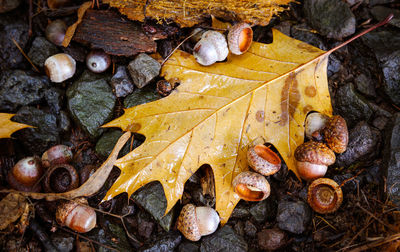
67, 71, 115, 138
334, 83, 373, 128
368, 0, 397, 5
244, 220, 257, 237
27, 37, 59, 68
124, 84, 161, 108
372, 116, 390, 130
362, 30, 400, 106
257, 228, 287, 251
128, 53, 161, 88
13, 106, 61, 155
95, 130, 136, 158
336, 121, 380, 167
384, 113, 400, 207
139, 231, 181, 252
231, 203, 250, 219
274, 21, 291, 36
111, 66, 134, 98
200, 225, 247, 252
290, 23, 341, 77
44, 87, 64, 114
249, 197, 276, 223
50, 232, 74, 252
303, 0, 356, 40
333, 173, 359, 193
354, 73, 376, 98
0, 10, 29, 71
62, 42, 88, 63
137, 211, 155, 240
0, 0, 20, 13
0, 70, 50, 112
273, 162, 288, 181
59, 111, 71, 133
276, 199, 311, 234
371, 6, 400, 28
178, 242, 199, 252
133, 182, 175, 232
234, 221, 245, 237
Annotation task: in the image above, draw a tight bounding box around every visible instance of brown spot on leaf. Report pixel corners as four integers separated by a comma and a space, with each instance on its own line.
297, 42, 320, 53
280, 73, 301, 126
127, 123, 141, 132
303, 105, 313, 114
305, 86, 316, 97
256, 110, 264, 122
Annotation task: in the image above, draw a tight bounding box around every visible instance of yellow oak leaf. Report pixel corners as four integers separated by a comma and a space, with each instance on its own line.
103, 29, 334, 223
0, 113, 32, 139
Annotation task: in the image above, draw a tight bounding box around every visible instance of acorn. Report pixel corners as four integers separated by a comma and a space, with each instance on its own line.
7, 156, 43, 192
193, 30, 229, 66
43, 164, 79, 193
294, 141, 335, 181
44, 53, 76, 83
305, 112, 329, 140
323, 115, 348, 154
227, 22, 253, 55
232, 171, 270, 201
177, 204, 220, 241
56, 197, 96, 233
307, 178, 343, 214
45, 19, 67, 46
41, 145, 73, 168
247, 144, 281, 176
86, 50, 111, 73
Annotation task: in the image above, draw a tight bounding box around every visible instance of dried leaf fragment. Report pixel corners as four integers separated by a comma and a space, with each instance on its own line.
0, 193, 27, 230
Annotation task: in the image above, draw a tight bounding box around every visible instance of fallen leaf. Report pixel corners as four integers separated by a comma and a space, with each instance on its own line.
0, 193, 27, 230
62, 1, 92, 48
0, 132, 131, 201
103, 29, 333, 223
103, 0, 293, 27
0, 113, 32, 139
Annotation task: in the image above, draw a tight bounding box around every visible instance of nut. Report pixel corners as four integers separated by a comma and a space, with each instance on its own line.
86, 50, 111, 73
227, 22, 253, 55
247, 144, 281, 176
44, 53, 76, 83
323, 115, 348, 154
232, 171, 270, 201
307, 178, 343, 214
193, 30, 229, 66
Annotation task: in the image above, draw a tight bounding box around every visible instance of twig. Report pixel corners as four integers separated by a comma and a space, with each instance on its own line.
348, 233, 400, 252
357, 203, 399, 232
11, 38, 40, 73
339, 169, 365, 188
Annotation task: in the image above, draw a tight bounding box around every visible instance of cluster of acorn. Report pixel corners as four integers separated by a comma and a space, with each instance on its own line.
176, 112, 348, 241
44, 19, 111, 82
191, 22, 253, 66
7, 145, 97, 233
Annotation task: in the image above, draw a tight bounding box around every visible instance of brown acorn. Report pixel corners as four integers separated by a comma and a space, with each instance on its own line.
41, 144, 73, 168
294, 141, 335, 181
323, 115, 348, 154
247, 144, 281, 176
177, 204, 219, 241
7, 156, 43, 192
232, 171, 270, 201
307, 178, 343, 214
45, 19, 67, 46
56, 197, 96, 233
44, 53, 76, 83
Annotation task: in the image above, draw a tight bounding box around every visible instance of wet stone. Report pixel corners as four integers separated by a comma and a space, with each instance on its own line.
0, 10, 29, 71
200, 225, 248, 252
257, 228, 287, 251
249, 196, 277, 223
354, 73, 376, 98
178, 242, 199, 252
133, 182, 175, 232
27, 37, 59, 68
384, 113, 400, 207
44, 87, 64, 114
231, 203, 250, 219
139, 231, 182, 252
128, 53, 161, 88
276, 199, 311, 234
67, 71, 115, 138
13, 106, 61, 155
50, 232, 74, 252
336, 121, 381, 167
0, 70, 50, 112
244, 220, 257, 237
334, 83, 373, 128
111, 66, 134, 98
371, 6, 400, 28
124, 84, 161, 108
95, 130, 138, 158
303, 0, 356, 40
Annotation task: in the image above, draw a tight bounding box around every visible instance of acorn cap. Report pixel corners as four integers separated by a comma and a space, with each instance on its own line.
294, 141, 335, 166
323, 115, 348, 154
177, 204, 201, 241
307, 178, 343, 214
228, 22, 253, 55
232, 171, 270, 201
247, 144, 281, 176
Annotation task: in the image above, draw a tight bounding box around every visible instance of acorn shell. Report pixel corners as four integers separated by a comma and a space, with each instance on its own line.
232, 171, 270, 201
56, 198, 96, 233
307, 178, 343, 214
228, 22, 253, 55
44, 53, 76, 83
247, 144, 281, 176
177, 204, 202, 241
41, 144, 73, 168
323, 115, 348, 154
